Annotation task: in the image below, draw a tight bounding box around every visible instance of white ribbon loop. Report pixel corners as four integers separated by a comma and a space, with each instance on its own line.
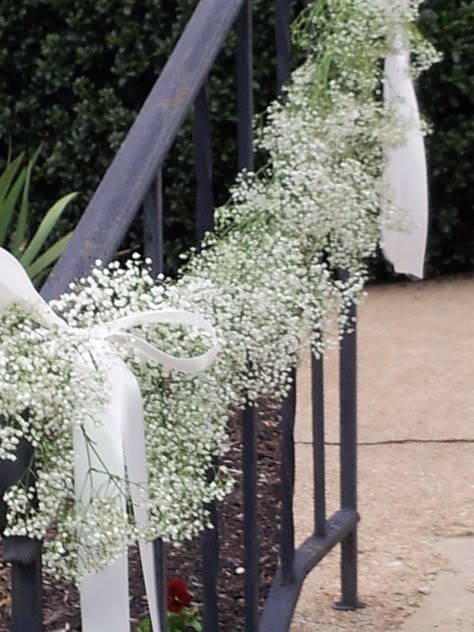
92, 310, 218, 372
381, 4, 429, 279
0, 247, 218, 632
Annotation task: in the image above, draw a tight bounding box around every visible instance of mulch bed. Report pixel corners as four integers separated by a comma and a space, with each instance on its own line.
0, 404, 282, 631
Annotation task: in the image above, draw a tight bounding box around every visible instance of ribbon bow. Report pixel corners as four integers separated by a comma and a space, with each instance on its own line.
0, 247, 218, 632
381, 0, 429, 279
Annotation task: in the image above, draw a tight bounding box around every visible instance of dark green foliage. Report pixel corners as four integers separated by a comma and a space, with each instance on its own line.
0, 0, 195, 265
0, 0, 304, 269
418, 0, 474, 274
0, 0, 471, 273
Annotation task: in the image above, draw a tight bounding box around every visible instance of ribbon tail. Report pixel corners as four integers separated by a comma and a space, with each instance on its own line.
73, 357, 131, 632
119, 361, 161, 632
79, 557, 130, 632
381, 47, 429, 279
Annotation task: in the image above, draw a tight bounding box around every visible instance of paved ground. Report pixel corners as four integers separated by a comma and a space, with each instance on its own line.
290, 277, 474, 631
398, 537, 474, 632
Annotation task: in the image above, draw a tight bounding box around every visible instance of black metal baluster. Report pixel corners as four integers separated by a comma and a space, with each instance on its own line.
242, 403, 259, 632
237, 0, 254, 172
193, 83, 214, 243
193, 76, 219, 632
7, 540, 43, 632
0, 437, 43, 632
274, 0, 291, 92
201, 469, 219, 632
143, 171, 164, 276
334, 302, 364, 610
153, 539, 168, 632
280, 369, 296, 585
275, 0, 295, 595
312, 350, 326, 537
237, 5, 258, 627
144, 165, 167, 631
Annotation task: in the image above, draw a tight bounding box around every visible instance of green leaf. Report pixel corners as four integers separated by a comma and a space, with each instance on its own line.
0, 153, 24, 205
190, 621, 203, 631
20, 192, 77, 267
11, 146, 43, 255
0, 162, 27, 246
135, 618, 151, 632
26, 232, 72, 286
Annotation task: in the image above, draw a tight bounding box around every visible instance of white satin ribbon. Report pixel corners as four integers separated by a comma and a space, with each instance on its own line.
381, 1, 429, 279
0, 247, 218, 632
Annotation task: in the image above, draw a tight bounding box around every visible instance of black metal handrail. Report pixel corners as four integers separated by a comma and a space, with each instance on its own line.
1, 1, 363, 631
42, 0, 247, 301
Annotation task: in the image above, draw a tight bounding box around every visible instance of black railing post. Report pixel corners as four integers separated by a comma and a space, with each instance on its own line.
280, 369, 296, 585
312, 350, 326, 537
153, 539, 168, 632
242, 403, 259, 632
340, 305, 357, 513
334, 302, 364, 611
193, 72, 220, 632
0, 436, 43, 632
193, 83, 214, 243
274, 0, 291, 91
201, 471, 220, 632
143, 171, 164, 276
4, 538, 43, 632
237, 0, 254, 172
144, 166, 167, 631
237, 5, 259, 628
274, 0, 295, 591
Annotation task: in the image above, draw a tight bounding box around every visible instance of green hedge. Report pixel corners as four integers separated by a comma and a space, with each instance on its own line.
418, 0, 474, 274
0, 0, 472, 274
0, 0, 304, 268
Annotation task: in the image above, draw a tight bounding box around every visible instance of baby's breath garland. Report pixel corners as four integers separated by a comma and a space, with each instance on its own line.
0, 0, 438, 582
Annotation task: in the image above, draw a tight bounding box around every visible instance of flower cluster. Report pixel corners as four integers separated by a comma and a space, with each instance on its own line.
0, 0, 438, 581
138, 579, 201, 632
167, 579, 202, 632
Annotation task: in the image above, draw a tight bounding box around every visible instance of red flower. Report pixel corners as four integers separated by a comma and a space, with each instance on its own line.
167, 578, 192, 613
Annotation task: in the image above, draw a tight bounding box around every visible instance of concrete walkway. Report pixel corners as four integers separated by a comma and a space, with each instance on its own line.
291, 277, 474, 631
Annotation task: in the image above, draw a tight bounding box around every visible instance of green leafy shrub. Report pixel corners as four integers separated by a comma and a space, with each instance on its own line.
0, 149, 76, 285
418, 0, 474, 274
0, 0, 304, 269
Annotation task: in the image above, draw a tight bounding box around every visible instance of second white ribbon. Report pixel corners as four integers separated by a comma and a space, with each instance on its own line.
381, 0, 429, 279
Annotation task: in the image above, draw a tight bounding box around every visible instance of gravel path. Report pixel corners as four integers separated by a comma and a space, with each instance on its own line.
291, 277, 474, 631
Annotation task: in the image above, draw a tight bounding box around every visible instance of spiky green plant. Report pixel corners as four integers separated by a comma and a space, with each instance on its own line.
0, 148, 76, 286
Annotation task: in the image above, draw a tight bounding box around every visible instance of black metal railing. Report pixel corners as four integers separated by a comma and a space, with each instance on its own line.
41, 0, 252, 299
1, 1, 362, 630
